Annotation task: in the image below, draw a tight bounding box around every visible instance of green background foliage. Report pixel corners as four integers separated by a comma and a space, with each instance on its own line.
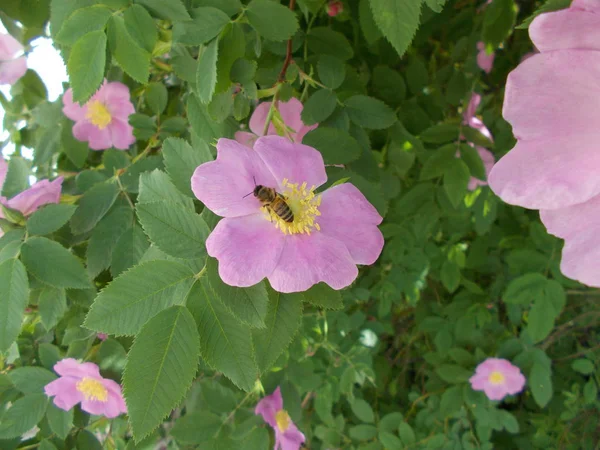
0, 0, 598, 449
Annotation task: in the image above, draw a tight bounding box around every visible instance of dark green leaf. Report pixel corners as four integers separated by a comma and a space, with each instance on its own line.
67, 30, 107, 103
70, 181, 119, 235
344, 95, 396, 129
196, 38, 219, 104
370, 0, 423, 58
173, 7, 230, 45
303, 127, 361, 165
246, 0, 299, 42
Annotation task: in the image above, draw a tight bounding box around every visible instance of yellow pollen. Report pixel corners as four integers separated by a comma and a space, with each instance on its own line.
86, 100, 112, 129
264, 179, 321, 235
76, 377, 108, 402
275, 410, 291, 432
488, 371, 505, 385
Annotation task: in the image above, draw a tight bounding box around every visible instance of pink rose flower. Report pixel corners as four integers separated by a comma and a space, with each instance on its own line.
44, 358, 127, 418
63, 80, 136, 151
476, 41, 495, 74
0, 33, 27, 85
470, 358, 526, 401
255, 387, 305, 450
462, 93, 495, 191
327, 1, 344, 17
487, 0, 600, 286
235, 98, 318, 148
192, 136, 384, 293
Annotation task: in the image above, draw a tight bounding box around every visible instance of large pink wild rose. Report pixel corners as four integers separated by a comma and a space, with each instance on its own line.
63, 80, 136, 151
487, 0, 600, 286
462, 93, 495, 191
470, 358, 526, 401
44, 358, 127, 418
235, 98, 318, 148
192, 136, 384, 293
255, 387, 305, 450
0, 32, 27, 85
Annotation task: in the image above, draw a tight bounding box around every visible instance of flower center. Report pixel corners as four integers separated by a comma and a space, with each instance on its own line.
76, 377, 108, 402
86, 100, 112, 129
264, 179, 321, 235
488, 371, 505, 385
275, 409, 291, 432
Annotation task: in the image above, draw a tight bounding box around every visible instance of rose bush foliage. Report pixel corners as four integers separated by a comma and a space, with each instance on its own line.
0, 0, 598, 449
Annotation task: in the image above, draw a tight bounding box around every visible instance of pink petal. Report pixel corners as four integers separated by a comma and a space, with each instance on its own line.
278, 97, 318, 142
467, 147, 494, 191
552, 229, 600, 287
234, 131, 258, 148
108, 119, 135, 150
62, 88, 86, 122
279, 423, 306, 450
530, 9, 600, 52
488, 133, 600, 210
571, 0, 600, 12
483, 384, 510, 401
73, 121, 113, 150
267, 232, 358, 293
100, 81, 132, 105
469, 372, 488, 391
504, 371, 526, 395
0, 33, 23, 59
6, 177, 63, 216
476, 42, 494, 74
463, 93, 481, 125
0, 57, 27, 85
44, 377, 84, 411
53, 358, 102, 378
317, 183, 383, 265
254, 136, 327, 190
540, 195, 600, 239
191, 138, 277, 217
249, 102, 271, 137
206, 214, 285, 287
0, 158, 7, 189
255, 386, 283, 428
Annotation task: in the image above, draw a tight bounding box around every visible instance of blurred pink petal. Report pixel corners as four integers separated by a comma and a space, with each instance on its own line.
530, 9, 600, 52
469, 358, 526, 401
467, 147, 495, 191
3, 177, 63, 216
327, 1, 344, 16
0, 33, 26, 85
0, 158, 7, 188
476, 42, 494, 74
255, 387, 305, 450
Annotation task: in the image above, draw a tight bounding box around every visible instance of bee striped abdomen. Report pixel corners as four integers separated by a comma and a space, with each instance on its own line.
272, 196, 294, 223
254, 185, 295, 223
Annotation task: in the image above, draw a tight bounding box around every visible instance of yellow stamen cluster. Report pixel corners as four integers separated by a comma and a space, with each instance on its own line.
86, 100, 112, 129
275, 409, 291, 432
265, 178, 321, 235
488, 371, 505, 385
76, 377, 108, 402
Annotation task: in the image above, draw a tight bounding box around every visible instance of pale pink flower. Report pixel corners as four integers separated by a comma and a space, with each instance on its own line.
63, 80, 136, 151
488, 0, 600, 286
44, 358, 127, 418
192, 136, 384, 293
327, 1, 344, 17
0, 33, 27, 85
235, 98, 318, 148
255, 387, 305, 450
476, 42, 495, 74
97, 333, 108, 341
470, 358, 526, 401
462, 93, 495, 191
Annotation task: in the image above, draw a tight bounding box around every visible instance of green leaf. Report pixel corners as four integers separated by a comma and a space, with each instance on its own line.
230, 58, 257, 84
370, 0, 423, 58
318, 55, 346, 90
67, 30, 107, 103
0, 258, 28, 352
173, 7, 230, 45
462, 126, 494, 148
26, 204, 77, 236
0, 394, 48, 439
137, 201, 210, 260
359, 0, 383, 45
215, 23, 246, 93
378, 431, 403, 450
443, 159, 470, 208
8, 367, 56, 395
398, 422, 416, 445
110, 225, 150, 277
302, 127, 361, 165
124, 306, 200, 441
38, 287, 68, 330
163, 137, 213, 197
70, 181, 119, 235
344, 95, 396, 129
46, 402, 74, 440
440, 260, 460, 293
138, 170, 194, 208
187, 95, 224, 143
435, 364, 472, 383
301, 283, 344, 310
420, 123, 460, 144
379, 412, 404, 432
517, 0, 570, 29
246, 0, 299, 41
301, 90, 338, 125
39, 440, 58, 450
351, 398, 375, 423
503, 273, 548, 305
107, 15, 151, 83
349, 424, 378, 440
372, 66, 406, 105
34, 125, 62, 166
460, 144, 487, 181
307, 27, 354, 61
571, 359, 595, 375
133, 0, 191, 20
252, 288, 303, 373
529, 362, 552, 408
482, 0, 517, 48
196, 38, 219, 104
170, 410, 223, 445
55, 5, 112, 46
124, 4, 158, 53
1, 157, 30, 199
527, 297, 555, 343
499, 410, 519, 434
145, 82, 168, 115
77, 429, 103, 450
84, 260, 195, 335
186, 278, 258, 391
21, 237, 90, 289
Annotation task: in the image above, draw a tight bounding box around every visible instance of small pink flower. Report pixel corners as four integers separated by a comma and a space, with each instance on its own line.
476, 42, 495, 74
0, 177, 63, 217
327, 1, 344, 17
97, 333, 108, 341
470, 358, 526, 401
255, 387, 305, 450
235, 98, 318, 148
192, 136, 383, 293
0, 33, 27, 85
44, 358, 127, 418
462, 93, 495, 191
63, 80, 136, 151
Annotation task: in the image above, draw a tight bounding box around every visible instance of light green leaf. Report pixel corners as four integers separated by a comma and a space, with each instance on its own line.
170, 410, 223, 445
378, 431, 403, 450
344, 95, 396, 129
435, 364, 472, 383
187, 95, 224, 142
194, 0, 243, 16
134, 0, 191, 20
70, 181, 119, 235
186, 278, 258, 391
529, 362, 552, 408
0, 394, 48, 439
8, 367, 56, 395
349, 424, 378, 440
173, 7, 230, 45
301, 283, 343, 310
196, 38, 220, 104
67, 30, 107, 103
26, 204, 77, 236
124, 4, 158, 53
246, 0, 299, 41
351, 398, 375, 423
0, 258, 28, 352
21, 237, 90, 289
1, 157, 30, 199
55, 5, 112, 46
84, 260, 195, 335
370, 0, 423, 58
39, 440, 58, 450
571, 359, 595, 375
145, 82, 168, 115
110, 225, 149, 277
252, 288, 303, 373
107, 15, 151, 83
124, 306, 200, 441
163, 137, 213, 197
303, 127, 362, 165
138, 170, 194, 208
34, 125, 61, 166
39, 287, 67, 330
398, 422, 417, 445
46, 402, 74, 440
